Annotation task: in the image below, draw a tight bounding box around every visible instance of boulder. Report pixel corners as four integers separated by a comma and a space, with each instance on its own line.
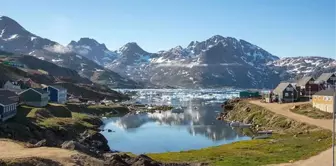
104, 153, 130, 166
81, 132, 110, 152
126, 154, 161, 166
61, 140, 92, 155
34, 139, 47, 147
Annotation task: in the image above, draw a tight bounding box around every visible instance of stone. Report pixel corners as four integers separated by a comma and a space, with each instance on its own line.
34, 139, 47, 147
291, 105, 298, 110
61, 140, 77, 150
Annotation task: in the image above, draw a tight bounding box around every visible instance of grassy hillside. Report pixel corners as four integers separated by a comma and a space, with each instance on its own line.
0, 51, 128, 100
289, 103, 333, 119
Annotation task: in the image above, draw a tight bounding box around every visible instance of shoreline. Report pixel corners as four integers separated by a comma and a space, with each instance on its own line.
147, 99, 332, 166
0, 103, 198, 165
1, 98, 331, 165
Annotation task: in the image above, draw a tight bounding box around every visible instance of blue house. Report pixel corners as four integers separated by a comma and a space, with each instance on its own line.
44, 85, 67, 104
0, 95, 18, 122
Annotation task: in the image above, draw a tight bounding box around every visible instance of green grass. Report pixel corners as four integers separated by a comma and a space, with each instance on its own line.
12, 104, 101, 132
38, 117, 95, 130
66, 103, 129, 117
148, 131, 331, 166
290, 103, 333, 119
147, 101, 332, 166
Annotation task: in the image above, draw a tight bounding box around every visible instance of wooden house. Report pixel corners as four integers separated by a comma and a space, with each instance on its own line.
312, 90, 335, 113
3, 81, 21, 93
0, 89, 19, 102
0, 90, 18, 122
296, 76, 319, 97
316, 73, 336, 90
19, 88, 49, 107
273, 83, 299, 103
43, 85, 67, 104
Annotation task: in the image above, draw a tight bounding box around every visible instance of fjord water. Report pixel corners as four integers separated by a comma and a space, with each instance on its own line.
101, 89, 250, 154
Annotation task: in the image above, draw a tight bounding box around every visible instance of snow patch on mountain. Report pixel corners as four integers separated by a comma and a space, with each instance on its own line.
3, 34, 19, 41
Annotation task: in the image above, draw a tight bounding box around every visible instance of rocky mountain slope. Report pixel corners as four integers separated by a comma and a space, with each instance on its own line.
267, 56, 336, 81
68, 38, 119, 66
76, 34, 335, 88
103, 35, 281, 88
0, 16, 141, 88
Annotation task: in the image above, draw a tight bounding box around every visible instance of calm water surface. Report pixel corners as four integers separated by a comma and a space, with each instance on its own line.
101, 89, 250, 154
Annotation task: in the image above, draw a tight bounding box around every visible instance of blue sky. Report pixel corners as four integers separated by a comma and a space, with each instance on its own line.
1, 0, 335, 58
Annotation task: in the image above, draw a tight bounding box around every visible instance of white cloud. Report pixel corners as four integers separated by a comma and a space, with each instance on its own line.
78, 49, 89, 55
44, 44, 72, 54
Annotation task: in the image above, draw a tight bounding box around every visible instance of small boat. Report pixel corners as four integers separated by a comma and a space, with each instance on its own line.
229, 121, 240, 127
229, 121, 252, 128
257, 130, 273, 134
102, 117, 107, 119
239, 123, 252, 128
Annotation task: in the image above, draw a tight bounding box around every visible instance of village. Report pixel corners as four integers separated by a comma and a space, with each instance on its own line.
0, 79, 119, 122
237, 72, 336, 113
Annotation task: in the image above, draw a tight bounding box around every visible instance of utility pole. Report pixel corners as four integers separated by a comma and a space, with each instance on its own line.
333, 77, 336, 166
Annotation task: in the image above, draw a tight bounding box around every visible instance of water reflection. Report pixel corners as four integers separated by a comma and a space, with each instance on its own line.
101, 90, 249, 154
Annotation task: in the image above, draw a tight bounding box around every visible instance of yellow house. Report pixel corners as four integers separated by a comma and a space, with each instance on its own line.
312, 90, 335, 113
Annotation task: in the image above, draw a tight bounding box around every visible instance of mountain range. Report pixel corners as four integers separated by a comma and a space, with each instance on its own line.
1, 15, 335, 89
0, 16, 141, 88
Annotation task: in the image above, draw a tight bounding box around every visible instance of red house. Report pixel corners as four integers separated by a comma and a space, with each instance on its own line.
296, 76, 319, 97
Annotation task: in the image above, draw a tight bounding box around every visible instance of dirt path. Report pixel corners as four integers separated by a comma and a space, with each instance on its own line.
249, 100, 334, 166
0, 139, 101, 166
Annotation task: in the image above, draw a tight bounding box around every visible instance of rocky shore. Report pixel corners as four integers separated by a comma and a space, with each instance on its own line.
0, 105, 111, 157
0, 104, 201, 166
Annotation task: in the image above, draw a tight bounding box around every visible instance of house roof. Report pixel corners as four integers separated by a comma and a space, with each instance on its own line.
273, 82, 295, 94
316, 73, 336, 83
32, 88, 48, 94
296, 76, 314, 86
19, 88, 48, 95
0, 96, 17, 106
314, 90, 336, 96
0, 89, 18, 97
50, 85, 66, 91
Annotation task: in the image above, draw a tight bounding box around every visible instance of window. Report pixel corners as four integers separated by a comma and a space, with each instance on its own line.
286, 87, 293, 91
285, 93, 289, 97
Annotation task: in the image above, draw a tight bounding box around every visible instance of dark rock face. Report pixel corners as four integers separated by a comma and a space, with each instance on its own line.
79, 131, 111, 153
